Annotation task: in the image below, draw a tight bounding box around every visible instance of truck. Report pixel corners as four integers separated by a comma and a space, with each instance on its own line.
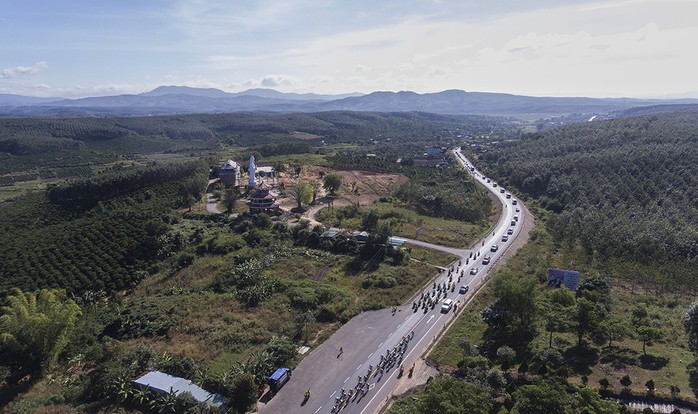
268, 368, 292, 393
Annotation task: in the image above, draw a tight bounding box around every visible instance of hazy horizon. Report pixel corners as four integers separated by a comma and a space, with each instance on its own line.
2, 0, 697, 99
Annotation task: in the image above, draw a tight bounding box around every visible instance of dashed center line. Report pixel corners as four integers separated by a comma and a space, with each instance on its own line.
344, 376, 350, 383
368, 352, 373, 358
356, 364, 362, 371
330, 390, 336, 398
315, 406, 322, 414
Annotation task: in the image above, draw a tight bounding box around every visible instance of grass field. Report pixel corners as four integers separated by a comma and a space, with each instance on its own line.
317, 200, 491, 248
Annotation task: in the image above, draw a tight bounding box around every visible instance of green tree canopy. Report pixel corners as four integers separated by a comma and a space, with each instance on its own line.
417, 375, 492, 414
323, 173, 342, 195
0, 288, 82, 372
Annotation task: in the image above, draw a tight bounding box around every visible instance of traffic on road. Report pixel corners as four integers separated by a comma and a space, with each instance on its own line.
260, 148, 525, 414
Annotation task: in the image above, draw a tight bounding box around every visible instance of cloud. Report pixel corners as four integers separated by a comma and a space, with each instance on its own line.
1, 61, 48, 79
237, 75, 295, 90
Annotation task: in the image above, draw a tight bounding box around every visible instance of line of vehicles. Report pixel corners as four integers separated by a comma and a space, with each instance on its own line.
268, 150, 523, 412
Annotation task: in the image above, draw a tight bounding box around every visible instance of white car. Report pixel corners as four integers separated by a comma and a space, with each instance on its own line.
441, 299, 454, 313
507, 228, 514, 235
470, 267, 479, 275
501, 235, 509, 242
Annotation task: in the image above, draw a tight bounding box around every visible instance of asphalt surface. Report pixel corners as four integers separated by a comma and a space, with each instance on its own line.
259, 149, 526, 414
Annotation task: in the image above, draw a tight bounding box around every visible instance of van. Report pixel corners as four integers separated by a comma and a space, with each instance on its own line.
268, 368, 292, 393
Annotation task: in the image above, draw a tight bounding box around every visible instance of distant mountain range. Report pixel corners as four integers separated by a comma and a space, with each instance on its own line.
1, 86, 697, 118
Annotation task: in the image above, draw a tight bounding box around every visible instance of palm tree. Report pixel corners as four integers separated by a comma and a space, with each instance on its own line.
296, 310, 316, 344
0, 288, 81, 371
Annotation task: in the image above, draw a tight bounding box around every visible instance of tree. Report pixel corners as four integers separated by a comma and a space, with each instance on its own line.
645, 379, 655, 394
599, 319, 631, 348
223, 187, 239, 213
309, 180, 322, 204
599, 377, 611, 391
684, 302, 698, 357
512, 380, 574, 414
574, 298, 600, 346
620, 374, 632, 392
0, 288, 81, 372
417, 375, 492, 414
288, 180, 313, 209
637, 326, 663, 355
542, 289, 574, 348
496, 345, 516, 368
296, 310, 315, 344
539, 348, 564, 374
323, 173, 342, 196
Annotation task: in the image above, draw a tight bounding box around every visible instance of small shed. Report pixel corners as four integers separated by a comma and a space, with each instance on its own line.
133, 371, 227, 413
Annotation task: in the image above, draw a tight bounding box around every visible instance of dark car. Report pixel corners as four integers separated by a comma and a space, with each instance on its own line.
459, 285, 469, 294
482, 256, 491, 265
490, 245, 499, 252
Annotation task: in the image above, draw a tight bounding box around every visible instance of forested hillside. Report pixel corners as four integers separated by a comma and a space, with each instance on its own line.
480, 111, 698, 270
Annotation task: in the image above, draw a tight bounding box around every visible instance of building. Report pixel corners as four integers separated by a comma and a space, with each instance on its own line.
219, 160, 240, 187
247, 182, 279, 214
133, 371, 226, 413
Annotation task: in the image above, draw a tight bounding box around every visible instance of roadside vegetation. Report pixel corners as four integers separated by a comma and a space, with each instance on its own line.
388, 110, 698, 413
0, 111, 506, 412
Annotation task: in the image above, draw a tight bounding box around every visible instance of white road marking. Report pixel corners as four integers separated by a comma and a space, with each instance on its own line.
368, 352, 373, 358
427, 315, 435, 324
330, 391, 336, 398
356, 364, 362, 371
368, 383, 376, 390
315, 406, 322, 414
388, 332, 393, 337
344, 376, 350, 383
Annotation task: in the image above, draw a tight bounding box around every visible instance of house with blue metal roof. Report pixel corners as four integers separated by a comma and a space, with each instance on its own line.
133, 370, 227, 413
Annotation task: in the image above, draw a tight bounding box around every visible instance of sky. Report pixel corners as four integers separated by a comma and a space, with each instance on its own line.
1, 0, 697, 98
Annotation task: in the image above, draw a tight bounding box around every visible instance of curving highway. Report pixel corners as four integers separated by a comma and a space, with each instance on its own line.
260, 148, 526, 414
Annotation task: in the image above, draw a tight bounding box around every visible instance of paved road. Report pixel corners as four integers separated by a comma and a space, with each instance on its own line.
260, 149, 526, 414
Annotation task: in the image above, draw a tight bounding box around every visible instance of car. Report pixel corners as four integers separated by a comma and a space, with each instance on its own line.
511, 220, 516, 226
507, 228, 513, 235
500, 188, 505, 193
501, 235, 509, 242
490, 245, 499, 252
486, 178, 491, 183
470, 267, 479, 275
459, 285, 469, 294
493, 183, 498, 187
506, 193, 511, 199
514, 215, 519, 221
482, 256, 491, 265
512, 199, 518, 205
515, 207, 520, 212
441, 299, 454, 313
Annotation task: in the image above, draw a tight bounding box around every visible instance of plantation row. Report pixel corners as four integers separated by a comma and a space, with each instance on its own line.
0, 161, 208, 298
479, 110, 698, 265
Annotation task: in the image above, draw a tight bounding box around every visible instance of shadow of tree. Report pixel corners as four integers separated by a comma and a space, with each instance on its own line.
639, 354, 670, 370
563, 344, 599, 375
599, 346, 640, 369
